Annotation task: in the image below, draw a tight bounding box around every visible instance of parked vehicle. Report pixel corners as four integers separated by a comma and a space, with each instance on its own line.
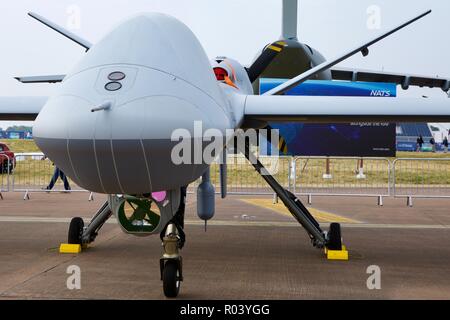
0, 142, 16, 174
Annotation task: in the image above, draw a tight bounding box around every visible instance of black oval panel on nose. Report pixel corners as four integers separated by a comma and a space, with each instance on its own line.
105, 82, 122, 91
108, 71, 126, 81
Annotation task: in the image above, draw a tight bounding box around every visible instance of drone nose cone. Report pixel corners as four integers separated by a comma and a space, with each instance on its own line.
69, 12, 224, 106
33, 94, 222, 194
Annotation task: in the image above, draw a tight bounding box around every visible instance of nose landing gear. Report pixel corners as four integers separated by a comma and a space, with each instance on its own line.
160, 222, 184, 298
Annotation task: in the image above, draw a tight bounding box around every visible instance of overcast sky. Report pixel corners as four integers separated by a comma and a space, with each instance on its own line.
1, 0, 449, 129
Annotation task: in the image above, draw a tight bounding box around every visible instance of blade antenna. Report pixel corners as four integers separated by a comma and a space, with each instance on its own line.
28, 12, 92, 51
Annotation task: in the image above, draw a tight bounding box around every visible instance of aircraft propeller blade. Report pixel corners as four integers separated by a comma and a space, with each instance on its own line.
246, 0, 299, 83
246, 41, 287, 83
263, 9, 432, 96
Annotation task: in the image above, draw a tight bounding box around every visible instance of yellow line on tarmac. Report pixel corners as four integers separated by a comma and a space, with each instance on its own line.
240, 199, 360, 224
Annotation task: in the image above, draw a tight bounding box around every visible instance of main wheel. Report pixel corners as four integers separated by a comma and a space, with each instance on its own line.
327, 223, 342, 250
163, 260, 180, 298
68, 217, 84, 245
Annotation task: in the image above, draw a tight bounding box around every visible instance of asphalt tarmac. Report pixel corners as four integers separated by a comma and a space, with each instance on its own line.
0, 191, 449, 299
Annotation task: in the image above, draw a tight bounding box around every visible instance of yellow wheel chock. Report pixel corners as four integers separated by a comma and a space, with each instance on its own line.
324, 245, 349, 261
59, 243, 82, 254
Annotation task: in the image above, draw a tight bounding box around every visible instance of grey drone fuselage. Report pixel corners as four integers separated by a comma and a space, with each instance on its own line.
33, 13, 241, 195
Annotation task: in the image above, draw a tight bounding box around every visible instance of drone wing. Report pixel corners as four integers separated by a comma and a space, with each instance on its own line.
15, 75, 65, 84
28, 12, 92, 51
263, 10, 432, 96
0, 13, 89, 120
11, 13, 92, 86
242, 95, 450, 124
0, 97, 48, 120
331, 67, 450, 92
242, 8, 450, 124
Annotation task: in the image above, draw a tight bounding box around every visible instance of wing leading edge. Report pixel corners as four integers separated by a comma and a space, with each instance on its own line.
0, 97, 48, 120
15, 75, 65, 84
243, 95, 450, 123
331, 67, 450, 92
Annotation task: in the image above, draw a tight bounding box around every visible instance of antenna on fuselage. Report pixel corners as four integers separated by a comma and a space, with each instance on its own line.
281, 0, 298, 40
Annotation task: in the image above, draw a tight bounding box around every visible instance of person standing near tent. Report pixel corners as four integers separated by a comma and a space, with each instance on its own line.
416, 135, 424, 152
444, 137, 449, 153
430, 137, 436, 153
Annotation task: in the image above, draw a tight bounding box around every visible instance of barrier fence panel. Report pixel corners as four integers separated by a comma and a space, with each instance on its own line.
188, 155, 293, 195
12, 153, 89, 197
4, 152, 450, 201
0, 154, 11, 194
294, 157, 391, 198
393, 158, 450, 198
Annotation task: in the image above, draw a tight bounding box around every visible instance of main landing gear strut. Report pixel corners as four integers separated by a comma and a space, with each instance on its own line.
68, 201, 112, 247
239, 138, 343, 251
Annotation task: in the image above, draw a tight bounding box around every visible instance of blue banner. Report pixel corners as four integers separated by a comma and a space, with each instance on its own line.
260, 79, 397, 157
260, 79, 397, 97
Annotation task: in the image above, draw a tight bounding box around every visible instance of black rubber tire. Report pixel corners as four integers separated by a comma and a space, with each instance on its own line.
327, 223, 342, 250
163, 260, 180, 298
68, 217, 84, 245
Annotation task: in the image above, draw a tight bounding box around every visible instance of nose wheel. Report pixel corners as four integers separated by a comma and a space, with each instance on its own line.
162, 259, 182, 297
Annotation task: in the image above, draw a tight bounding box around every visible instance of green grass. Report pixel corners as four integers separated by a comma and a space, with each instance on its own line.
396, 151, 450, 159
1, 139, 64, 188
0, 139, 40, 153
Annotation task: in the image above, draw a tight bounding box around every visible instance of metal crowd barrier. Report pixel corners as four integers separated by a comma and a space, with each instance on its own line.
189, 155, 292, 195
393, 158, 450, 206
2, 152, 450, 206
11, 153, 91, 200
292, 156, 390, 205
0, 154, 12, 198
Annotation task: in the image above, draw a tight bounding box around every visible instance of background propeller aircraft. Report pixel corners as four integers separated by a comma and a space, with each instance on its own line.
1, 0, 450, 297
